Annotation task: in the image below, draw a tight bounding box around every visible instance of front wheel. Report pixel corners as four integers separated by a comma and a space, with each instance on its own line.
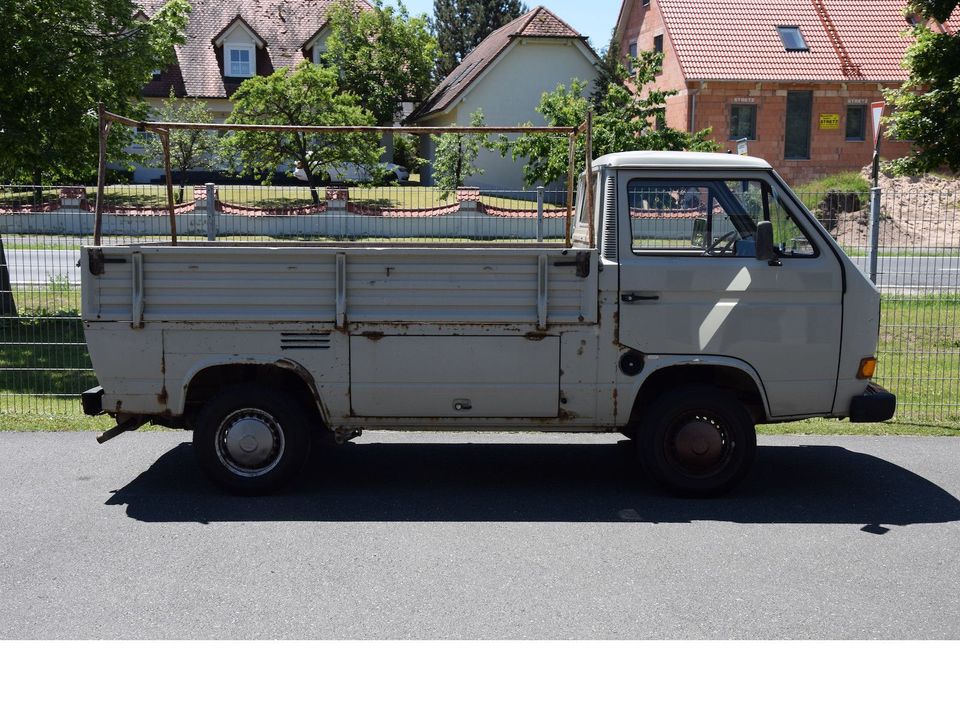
193, 384, 311, 495
637, 385, 756, 497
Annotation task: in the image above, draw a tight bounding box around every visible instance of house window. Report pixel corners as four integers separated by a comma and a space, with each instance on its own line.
785, 90, 813, 160
226, 45, 254, 77
777, 26, 808, 51
653, 34, 664, 74
729, 104, 757, 140
628, 42, 637, 72
846, 105, 866, 141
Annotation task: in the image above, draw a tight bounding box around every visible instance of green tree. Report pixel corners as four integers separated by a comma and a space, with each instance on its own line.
323, 0, 438, 126
885, 1, 960, 173
503, 50, 719, 186
432, 110, 491, 197
221, 62, 380, 203
433, 1, 527, 77
0, 0, 190, 188
143, 93, 220, 202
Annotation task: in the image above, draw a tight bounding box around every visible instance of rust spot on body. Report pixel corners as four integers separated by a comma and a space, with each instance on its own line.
525, 331, 549, 341
361, 331, 385, 341
558, 407, 579, 421
157, 386, 168, 404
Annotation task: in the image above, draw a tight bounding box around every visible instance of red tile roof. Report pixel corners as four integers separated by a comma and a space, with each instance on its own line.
137, 0, 372, 99
407, 6, 588, 122
655, 0, 925, 82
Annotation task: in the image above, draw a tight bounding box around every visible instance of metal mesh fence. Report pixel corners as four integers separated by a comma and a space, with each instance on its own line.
1, 181, 958, 424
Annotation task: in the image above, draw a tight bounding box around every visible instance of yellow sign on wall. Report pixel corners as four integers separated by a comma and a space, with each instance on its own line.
819, 113, 840, 130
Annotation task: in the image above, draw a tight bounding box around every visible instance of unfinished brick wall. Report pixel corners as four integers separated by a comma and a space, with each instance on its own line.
687, 80, 913, 184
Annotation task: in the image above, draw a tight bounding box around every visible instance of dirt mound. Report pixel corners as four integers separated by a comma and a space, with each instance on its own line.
832, 167, 960, 251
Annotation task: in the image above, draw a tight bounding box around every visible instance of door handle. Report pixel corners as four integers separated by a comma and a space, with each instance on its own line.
621, 293, 659, 303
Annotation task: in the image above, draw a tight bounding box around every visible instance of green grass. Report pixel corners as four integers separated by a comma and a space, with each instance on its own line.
217, 185, 556, 211
794, 171, 871, 197
0, 183, 557, 212
758, 418, 960, 436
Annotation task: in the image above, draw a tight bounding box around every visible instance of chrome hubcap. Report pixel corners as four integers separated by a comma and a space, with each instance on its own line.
216, 409, 285, 477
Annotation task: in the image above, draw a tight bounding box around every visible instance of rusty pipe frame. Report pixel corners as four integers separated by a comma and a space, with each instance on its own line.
585, 111, 595, 249
101, 110, 575, 135
564, 131, 577, 248
93, 103, 112, 247
96, 109, 589, 249
157, 129, 178, 246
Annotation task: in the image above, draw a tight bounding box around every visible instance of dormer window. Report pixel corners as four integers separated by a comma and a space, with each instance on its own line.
777, 26, 808, 51
226, 45, 254, 77
212, 15, 266, 79
303, 26, 332, 65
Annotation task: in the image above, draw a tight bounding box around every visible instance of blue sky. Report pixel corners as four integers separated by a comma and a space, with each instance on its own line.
395, 1, 618, 53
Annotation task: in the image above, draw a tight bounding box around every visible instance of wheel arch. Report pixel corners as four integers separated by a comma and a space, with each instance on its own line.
622, 356, 770, 431
177, 357, 329, 427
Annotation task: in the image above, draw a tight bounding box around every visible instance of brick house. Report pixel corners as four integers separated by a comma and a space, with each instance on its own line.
613, 0, 959, 183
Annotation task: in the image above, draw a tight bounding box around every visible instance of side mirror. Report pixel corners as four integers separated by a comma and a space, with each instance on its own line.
755, 221, 778, 264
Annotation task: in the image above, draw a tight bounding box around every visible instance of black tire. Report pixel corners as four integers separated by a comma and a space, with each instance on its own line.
637, 384, 756, 497
193, 383, 311, 495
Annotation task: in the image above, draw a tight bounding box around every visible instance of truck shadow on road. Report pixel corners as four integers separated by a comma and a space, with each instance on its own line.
105, 440, 960, 530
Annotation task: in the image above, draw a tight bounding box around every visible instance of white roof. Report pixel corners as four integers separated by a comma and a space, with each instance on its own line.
592, 151, 772, 170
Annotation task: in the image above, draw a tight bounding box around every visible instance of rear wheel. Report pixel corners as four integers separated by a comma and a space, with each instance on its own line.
193, 383, 311, 495
637, 384, 756, 497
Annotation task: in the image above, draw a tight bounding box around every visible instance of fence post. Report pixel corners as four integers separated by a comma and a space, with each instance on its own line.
0, 234, 16, 317
206, 183, 217, 242
868, 186, 881, 284
536, 186, 544, 243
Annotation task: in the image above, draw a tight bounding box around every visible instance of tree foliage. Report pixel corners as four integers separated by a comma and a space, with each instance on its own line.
432, 1, 526, 77
0, 0, 190, 185
143, 92, 220, 201
431, 110, 491, 197
221, 62, 380, 202
910, 0, 957, 22
323, 0, 438, 125
504, 51, 719, 186
885, 1, 960, 174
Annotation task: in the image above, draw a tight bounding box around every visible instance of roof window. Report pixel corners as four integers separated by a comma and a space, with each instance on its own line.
777, 26, 808, 52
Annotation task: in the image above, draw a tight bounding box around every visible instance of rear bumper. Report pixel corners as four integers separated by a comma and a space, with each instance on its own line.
81, 386, 104, 416
849, 383, 896, 423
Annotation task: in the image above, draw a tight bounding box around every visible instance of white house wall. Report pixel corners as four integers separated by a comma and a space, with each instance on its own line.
426, 38, 598, 191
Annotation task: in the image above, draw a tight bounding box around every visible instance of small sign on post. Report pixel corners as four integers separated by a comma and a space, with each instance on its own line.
736, 138, 749, 156
871, 101, 886, 150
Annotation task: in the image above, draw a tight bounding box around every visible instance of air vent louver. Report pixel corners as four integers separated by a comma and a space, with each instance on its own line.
280, 332, 331, 350
601, 176, 618, 261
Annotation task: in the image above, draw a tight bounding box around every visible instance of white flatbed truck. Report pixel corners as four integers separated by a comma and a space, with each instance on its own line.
81, 151, 895, 495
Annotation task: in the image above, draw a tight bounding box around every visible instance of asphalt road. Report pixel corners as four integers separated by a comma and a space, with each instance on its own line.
1, 430, 958, 639
3, 248, 960, 290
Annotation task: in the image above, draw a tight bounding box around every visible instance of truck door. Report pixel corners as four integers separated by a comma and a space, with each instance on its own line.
617, 173, 843, 417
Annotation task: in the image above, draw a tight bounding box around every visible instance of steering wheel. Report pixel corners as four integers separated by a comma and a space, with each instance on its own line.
704, 229, 739, 256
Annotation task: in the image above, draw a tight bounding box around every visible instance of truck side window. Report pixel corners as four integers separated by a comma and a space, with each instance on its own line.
723, 180, 817, 258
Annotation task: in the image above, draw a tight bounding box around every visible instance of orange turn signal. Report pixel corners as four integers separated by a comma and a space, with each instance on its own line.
857, 357, 877, 380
